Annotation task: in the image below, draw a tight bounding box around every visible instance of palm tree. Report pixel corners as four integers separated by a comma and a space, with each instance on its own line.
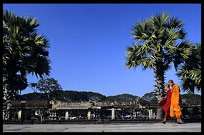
125, 13, 192, 98
176, 43, 201, 93
3, 10, 51, 101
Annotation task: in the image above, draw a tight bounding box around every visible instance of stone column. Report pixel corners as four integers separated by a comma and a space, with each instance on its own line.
152, 112, 156, 119
50, 111, 53, 120
157, 107, 162, 119
20, 101, 26, 121
3, 111, 5, 120
51, 110, 57, 120
18, 110, 22, 120
87, 110, 91, 120
111, 108, 115, 120
53, 111, 57, 120
65, 111, 69, 120
136, 111, 139, 119
6, 111, 10, 120
149, 109, 153, 119
133, 111, 136, 119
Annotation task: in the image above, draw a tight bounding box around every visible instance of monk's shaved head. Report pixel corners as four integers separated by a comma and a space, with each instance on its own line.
165, 84, 170, 88
168, 80, 174, 86
168, 80, 174, 83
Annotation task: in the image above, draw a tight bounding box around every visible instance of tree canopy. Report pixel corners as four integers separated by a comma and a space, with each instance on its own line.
18, 90, 200, 103
36, 77, 62, 94
176, 43, 201, 93
125, 13, 192, 97
3, 10, 51, 101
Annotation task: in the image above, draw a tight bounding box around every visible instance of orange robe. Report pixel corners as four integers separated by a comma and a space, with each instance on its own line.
170, 84, 182, 119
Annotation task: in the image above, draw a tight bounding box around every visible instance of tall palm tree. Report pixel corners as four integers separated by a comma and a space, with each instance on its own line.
176, 43, 201, 93
3, 10, 51, 100
125, 13, 192, 98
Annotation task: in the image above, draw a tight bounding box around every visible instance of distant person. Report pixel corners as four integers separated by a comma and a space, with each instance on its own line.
168, 80, 183, 124
158, 84, 171, 124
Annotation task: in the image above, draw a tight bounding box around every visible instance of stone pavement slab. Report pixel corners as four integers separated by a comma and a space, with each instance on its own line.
3, 122, 201, 132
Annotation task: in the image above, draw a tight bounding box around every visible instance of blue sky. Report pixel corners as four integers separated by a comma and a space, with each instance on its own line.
3, 4, 201, 96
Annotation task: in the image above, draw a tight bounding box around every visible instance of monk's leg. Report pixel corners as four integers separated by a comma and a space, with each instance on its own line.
175, 111, 183, 123
163, 111, 168, 121
161, 112, 167, 124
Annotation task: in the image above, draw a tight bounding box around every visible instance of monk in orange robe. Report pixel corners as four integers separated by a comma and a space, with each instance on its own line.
168, 80, 183, 124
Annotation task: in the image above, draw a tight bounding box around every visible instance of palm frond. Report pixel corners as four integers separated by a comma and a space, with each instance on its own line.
176, 43, 201, 93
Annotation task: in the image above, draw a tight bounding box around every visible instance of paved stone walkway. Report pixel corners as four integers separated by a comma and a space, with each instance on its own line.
3, 122, 201, 132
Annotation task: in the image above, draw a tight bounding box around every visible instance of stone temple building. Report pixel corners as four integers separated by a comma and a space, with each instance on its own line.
3, 98, 201, 123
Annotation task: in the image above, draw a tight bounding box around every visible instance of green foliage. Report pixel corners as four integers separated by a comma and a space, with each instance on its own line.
104, 94, 139, 101
19, 90, 200, 104
180, 93, 201, 100
177, 43, 201, 93
125, 12, 192, 96
36, 77, 62, 94
60, 91, 106, 101
18, 92, 48, 101
35, 77, 62, 101
20, 90, 106, 102
3, 10, 50, 100
141, 92, 157, 101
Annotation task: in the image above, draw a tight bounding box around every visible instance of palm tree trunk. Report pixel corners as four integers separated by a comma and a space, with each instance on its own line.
154, 61, 165, 119
48, 93, 50, 101
154, 61, 165, 97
